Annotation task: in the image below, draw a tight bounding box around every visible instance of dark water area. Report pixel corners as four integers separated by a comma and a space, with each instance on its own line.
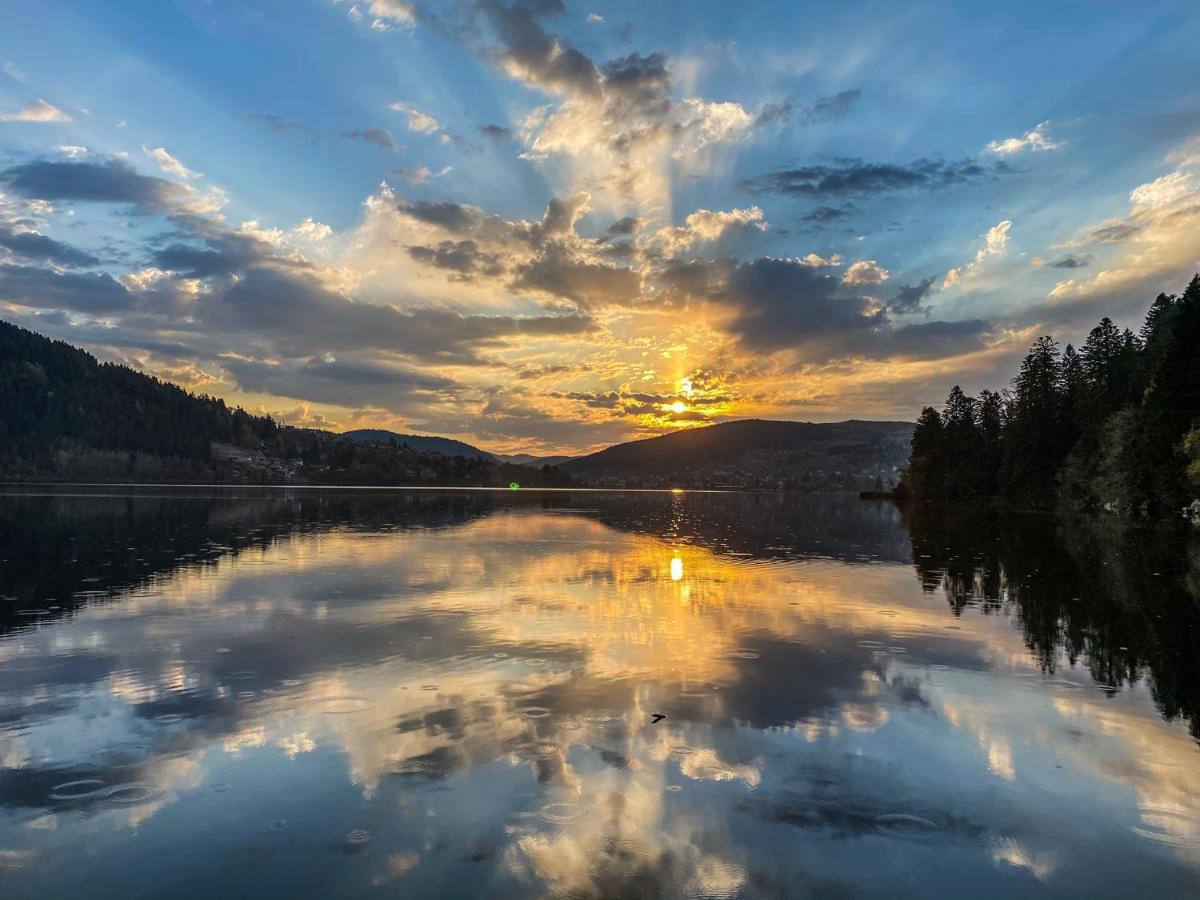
0, 486, 1198, 898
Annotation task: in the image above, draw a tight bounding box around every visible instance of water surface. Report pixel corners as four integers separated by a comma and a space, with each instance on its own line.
1, 487, 1198, 898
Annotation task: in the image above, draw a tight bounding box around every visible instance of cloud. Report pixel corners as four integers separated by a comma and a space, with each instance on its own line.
0, 226, 99, 267
0, 99, 71, 122
0, 157, 190, 212
741, 157, 1005, 199
842, 259, 889, 286
0, 263, 133, 313
1087, 221, 1141, 244
800, 205, 852, 224
248, 113, 302, 133
426, 4, 752, 204
392, 165, 452, 186
889, 275, 937, 314
718, 256, 884, 354
477, 123, 513, 141
1034, 253, 1090, 269
143, 146, 200, 179
209, 266, 597, 364
342, 127, 398, 151
985, 121, 1063, 156
800, 252, 841, 267
399, 199, 482, 232
1047, 146, 1200, 305
651, 207, 766, 255
943, 219, 1012, 289
223, 355, 457, 410
389, 102, 441, 134
755, 89, 862, 128
366, 0, 415, 25
513, 248, 642, 309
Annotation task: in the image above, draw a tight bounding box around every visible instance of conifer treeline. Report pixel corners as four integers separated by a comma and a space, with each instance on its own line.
898, 275, 1200, 512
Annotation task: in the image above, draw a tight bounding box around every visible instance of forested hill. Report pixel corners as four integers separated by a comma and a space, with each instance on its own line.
339, 429, 492, 459
562, 419, 912, 489
0, 320, 571, 487
0, 319, 277, 466
898, 274, 1200, 513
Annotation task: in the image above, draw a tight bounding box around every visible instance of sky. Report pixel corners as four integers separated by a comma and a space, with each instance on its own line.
1, 0, 1199, 455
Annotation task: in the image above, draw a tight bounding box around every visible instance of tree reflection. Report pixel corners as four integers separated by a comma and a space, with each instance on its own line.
903, 502, 1200, 739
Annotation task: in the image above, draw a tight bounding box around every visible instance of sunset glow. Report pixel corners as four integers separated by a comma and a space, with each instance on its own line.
0, 2, 1196, 457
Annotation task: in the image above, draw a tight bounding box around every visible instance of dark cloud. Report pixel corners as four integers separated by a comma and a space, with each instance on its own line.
0, 263, 133, 313
800, 205, 852, 224
406, 239, 503, 278
1045, 253, 1091, 269
888, 319, 991, 360
1089, 222, 1140, 243
755, 89, 862, 128
399, 200, 481, 233
474, 0, 600, 96
600, 52, 671, 119
889, 275, 937, 315
720, 257, 883, 353
342, 127, 398, 152
248, 113, 302, 134
223, 356, 460, 409
512, 249, 641, 309
150, 233, 280, 278
477, 123, 513, 141
740, 156, 1004, 199
209, 267, 595, 364
605, 216, 641, 236
0, 157, 188, 212
0, 226, 99, 267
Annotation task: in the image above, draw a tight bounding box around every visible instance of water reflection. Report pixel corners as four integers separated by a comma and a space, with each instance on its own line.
0, 487, 1198, 898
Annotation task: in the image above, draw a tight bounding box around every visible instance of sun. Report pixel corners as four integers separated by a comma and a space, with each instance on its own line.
670, 400, 687, 414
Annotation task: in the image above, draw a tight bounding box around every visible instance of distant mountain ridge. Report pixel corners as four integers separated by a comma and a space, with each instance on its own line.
338, 429, 493, 459
562, 418, 912, 489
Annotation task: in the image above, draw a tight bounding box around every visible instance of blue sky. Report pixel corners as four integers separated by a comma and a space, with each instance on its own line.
2, 0, 1199, 452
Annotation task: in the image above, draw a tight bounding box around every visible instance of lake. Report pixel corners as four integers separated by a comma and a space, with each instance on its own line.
0, 486, 1198, 898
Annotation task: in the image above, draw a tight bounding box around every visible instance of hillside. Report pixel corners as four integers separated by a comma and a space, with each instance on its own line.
0, 319, 571, 487
494, 453, 575, 468
0, 319, 277, 473
562, 419, 912, 490
340, 429, 493, 459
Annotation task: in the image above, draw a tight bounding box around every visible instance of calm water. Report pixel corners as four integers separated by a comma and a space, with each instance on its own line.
1, 487, 1199, 898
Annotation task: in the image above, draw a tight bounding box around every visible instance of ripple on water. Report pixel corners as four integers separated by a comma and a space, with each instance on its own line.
313, 696, 374, 714
105, 782, 158, 806
875, 813, 939, 840
229, 671, 259, 681
1132, 809, 1200, 851
344, 829, 372, 851
519, 706, 552, 719
730, 648, 762, 660
154, 713, 182, 724
49, 779, 107, 801
856, 640, 886, 649
540, 802, 584, 824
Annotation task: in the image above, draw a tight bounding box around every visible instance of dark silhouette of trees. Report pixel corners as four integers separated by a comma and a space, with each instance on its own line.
898, 275, 1200, 512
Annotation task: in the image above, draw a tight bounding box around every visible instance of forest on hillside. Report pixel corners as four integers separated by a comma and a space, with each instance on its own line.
898, 275, 1200, 513
0, 320, 570, 487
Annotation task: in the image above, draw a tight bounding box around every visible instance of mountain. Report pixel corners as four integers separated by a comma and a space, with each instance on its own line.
0, 319, 278, 473
494, 453, 575, 468
0, 319, 572, 487
339, 429, 493, 459
561, 419, 913, 490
